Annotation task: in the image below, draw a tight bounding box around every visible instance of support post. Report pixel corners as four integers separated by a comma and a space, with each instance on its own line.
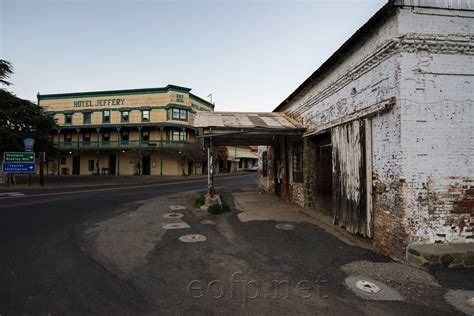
116, 127, 121, 175
57, 128, 61, 175
207, 137, 214, 198
96, 127, 100, 175
159, 126, 164, 176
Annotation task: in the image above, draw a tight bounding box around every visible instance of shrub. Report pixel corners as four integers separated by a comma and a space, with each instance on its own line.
208, 202, 231, 215
194, 194, 205, 208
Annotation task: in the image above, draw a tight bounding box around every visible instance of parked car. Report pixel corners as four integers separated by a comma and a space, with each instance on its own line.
244, 165, 258, 172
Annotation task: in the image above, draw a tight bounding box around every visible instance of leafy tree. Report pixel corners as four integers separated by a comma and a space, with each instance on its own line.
0, 60, 56, 154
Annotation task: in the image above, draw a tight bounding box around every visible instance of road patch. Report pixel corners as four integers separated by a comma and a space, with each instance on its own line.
344, 276, 403, 301
169, 205, 186, 211
163, 213, 184, 219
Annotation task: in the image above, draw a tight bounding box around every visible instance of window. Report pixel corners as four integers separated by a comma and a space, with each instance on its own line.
103, 110, 111, 123
121, 131, 129, 143
83, 112, 91, 124
141, 110, 150, 122
102, 131, 110, 143
60, 156, 66, 165
262, 151, 268, 177
121, 110, 129, 122
64, 133, 72, 144
83, 132, 91, 144
65, 113, 72, 125
292, 142, 303, 183
176, 94, 184, 103
141, 130, 150, 141
171, 108, 187, 121
170, 130, 187, 142
88, 160, 95, 172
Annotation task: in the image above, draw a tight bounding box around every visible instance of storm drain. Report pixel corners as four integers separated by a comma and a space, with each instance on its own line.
201, 219, 216, 225
445, 290, 474, 315
163, 213, 184, 219
163, 222, 191, 230
275, 223, 295, 230
344, 276, 402, 301
169, 205, 186, 211
179, 234, 207, 243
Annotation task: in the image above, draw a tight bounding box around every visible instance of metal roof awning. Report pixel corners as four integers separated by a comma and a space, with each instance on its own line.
195, 112, 305, 146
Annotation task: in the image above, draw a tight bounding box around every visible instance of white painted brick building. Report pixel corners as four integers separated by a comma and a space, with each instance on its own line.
259, 0, 473, 257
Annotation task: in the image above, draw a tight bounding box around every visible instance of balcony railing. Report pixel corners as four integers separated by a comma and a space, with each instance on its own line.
56, 140, 188, 149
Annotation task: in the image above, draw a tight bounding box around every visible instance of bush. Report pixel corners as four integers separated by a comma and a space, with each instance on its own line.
194, 194, 205, 208
208, 202, 230, 215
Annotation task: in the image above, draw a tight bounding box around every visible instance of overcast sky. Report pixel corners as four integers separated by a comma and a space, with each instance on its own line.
1, 0, 385, 111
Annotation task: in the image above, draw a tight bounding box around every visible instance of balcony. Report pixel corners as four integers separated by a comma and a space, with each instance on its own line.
56, 140, 189, 150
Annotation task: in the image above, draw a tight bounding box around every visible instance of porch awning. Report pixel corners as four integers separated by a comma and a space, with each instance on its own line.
195, 112, 305, 146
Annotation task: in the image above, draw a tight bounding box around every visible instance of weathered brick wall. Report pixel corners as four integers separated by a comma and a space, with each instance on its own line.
397, 7, 474, 245
273, 3, 473, 256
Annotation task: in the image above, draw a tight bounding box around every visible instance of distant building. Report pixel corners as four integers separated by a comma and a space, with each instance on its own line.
259, 0, 473, 257
39, 85, 214, 176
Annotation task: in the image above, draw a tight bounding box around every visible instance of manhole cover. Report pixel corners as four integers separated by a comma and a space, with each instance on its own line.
466, 296, 474, 307
179, 234, 207, 242
163, 213, 184, 219
275, 223, 295, 230
201, 219, 216, 225
163, 222, 190, 229
169, 205, 186, 211
356, 280, 381, 294
445, 290, 474, 315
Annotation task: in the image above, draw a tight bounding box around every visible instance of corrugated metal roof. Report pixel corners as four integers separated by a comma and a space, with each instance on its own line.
195, 112, 304, 130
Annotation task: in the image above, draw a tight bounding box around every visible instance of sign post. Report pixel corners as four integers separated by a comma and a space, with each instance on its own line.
2, 152, 36, 177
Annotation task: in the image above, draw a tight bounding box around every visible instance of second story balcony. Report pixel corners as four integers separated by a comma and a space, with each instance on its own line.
56, 139, 190, 150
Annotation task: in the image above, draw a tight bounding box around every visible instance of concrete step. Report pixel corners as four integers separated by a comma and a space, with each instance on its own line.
407, 243, 474, 272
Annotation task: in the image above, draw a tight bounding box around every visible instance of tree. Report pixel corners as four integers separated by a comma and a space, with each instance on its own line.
0, 60, 56, 154
0, 60, 13, 86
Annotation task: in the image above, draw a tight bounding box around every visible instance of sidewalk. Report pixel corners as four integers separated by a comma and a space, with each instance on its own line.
231, 188, 376, 251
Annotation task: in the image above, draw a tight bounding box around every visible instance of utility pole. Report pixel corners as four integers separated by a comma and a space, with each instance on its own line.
39, 152, 45, 186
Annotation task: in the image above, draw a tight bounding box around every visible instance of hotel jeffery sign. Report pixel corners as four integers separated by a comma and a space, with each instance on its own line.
73, 98, 125, 108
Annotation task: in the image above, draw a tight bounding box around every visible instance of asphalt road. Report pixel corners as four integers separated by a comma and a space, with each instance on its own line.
0, 173, 257, 314
0, 173, 471, 315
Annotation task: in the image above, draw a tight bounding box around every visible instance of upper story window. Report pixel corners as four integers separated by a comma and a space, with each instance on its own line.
103, 110, 111, 123
83, 112, 91, 124
176, 94, 184, 103
171, 108, 187, 121
121, 110, 129, 122
83, 132, 91, 144
170, 130, 187, 142
102, 131, 110, 143
141, 130, 150, 141
141, 110, 150, 122
65, 113, 72, 125
121, 131, 129, 142
64, 133, 72, 144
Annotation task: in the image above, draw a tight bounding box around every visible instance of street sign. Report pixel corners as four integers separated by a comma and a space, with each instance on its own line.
3, 152, 35, 163
2, 162, 36, 173
23, 138, 35, 152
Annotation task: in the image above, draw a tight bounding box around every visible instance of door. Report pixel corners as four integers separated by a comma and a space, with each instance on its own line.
142, 156, 151, 175
109, 155, 116, 175
331, 119, 372, 237
72, 156, 80, 175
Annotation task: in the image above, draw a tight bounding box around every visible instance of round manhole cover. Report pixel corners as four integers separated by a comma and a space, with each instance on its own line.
201, 219, 215, 225
466, 296, 474, 307
163, 213, 184, 219
356, 280, 381, 294
275, 223, 295, 230
163, 222, 190, 229
179, 234, 207, 243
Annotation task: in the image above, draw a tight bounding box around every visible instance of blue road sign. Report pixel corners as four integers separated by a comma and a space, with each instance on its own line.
2, 162, 36, 173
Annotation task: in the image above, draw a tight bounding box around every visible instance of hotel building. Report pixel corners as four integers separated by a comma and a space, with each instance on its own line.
38, 85, 213, 176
